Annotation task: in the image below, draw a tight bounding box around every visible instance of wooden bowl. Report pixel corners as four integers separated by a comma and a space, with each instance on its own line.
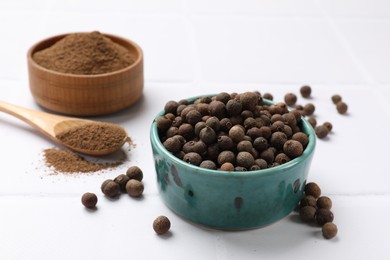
27, 33, 143, 116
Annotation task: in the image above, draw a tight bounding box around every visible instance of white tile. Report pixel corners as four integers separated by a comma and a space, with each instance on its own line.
49, 0, 184, 14
186, 0, 321, 16
319, 0, 390, 18
335, 20, 390, 84
0, 0, 48, 10
191, 16, 364, 84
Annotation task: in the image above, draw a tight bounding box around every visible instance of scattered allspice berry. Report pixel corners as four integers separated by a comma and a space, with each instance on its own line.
126, 179, 144, 197
315, 125, 329, 139
304, 182, 321, 198
300, 85, 312, 98
316, 208, 334, 226
336, 101, 348, 114
81, 192, 98, 209
322, 222, 338, 239
299, 206, 317, 222
126, 166, 144, 181
331, 94, 342, 104
153, 215, 171, 235
101, 179, 120, 198
284, 93, 297, 106
114, 174, 130, 193
317, 196, 332, 210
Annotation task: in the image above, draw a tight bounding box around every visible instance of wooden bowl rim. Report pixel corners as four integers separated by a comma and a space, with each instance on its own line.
27, 32, 143, 78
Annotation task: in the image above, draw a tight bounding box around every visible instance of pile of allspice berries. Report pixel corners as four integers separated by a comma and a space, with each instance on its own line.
81, 166, 171, 235
299, 182, 338, 239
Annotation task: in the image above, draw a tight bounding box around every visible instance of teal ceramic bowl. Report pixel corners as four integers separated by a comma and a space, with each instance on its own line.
150, 96, 316, 230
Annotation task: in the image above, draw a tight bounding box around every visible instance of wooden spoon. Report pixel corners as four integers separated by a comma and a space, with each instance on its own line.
0, 100, 128, 156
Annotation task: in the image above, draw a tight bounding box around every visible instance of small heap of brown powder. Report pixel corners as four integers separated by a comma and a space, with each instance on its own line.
43, 149, 123, 173
33, 31, 134, 75
55, 122, 127, 151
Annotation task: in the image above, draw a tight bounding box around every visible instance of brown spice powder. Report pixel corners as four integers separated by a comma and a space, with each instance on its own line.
33, 31, 134, 75
55, 122, 127, 151
44, 149, 123, 173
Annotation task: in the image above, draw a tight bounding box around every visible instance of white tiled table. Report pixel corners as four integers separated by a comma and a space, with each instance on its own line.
1, 1, 389, 259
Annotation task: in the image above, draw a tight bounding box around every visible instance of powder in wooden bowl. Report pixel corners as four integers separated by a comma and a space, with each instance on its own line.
33, 31, 134, 75
43, 149, 123, 173
55, 122, 127, 152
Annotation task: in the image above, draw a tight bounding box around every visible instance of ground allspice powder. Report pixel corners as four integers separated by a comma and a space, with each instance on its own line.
55, 122, 127, 151
33, 31, 134, 75
44, 149, 122, 173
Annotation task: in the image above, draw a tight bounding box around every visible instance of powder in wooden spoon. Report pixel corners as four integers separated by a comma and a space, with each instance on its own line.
43, 149, 123, 173
33, 31, 134, 75
55, 122, 127, 152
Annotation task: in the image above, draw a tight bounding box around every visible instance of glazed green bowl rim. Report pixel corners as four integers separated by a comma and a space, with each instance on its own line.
151, 94, 316, 178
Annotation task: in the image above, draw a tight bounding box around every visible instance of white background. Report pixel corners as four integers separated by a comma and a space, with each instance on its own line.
1, 0, 390, 259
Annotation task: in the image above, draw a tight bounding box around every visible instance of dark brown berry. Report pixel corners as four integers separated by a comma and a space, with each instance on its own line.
305, 182, 321, 198
126, 179, 144, 197
254, 158, 268, 169
217, 150, 236, 165
126, 166, 144, 181
199, 126, 217, 144
283, 140, 303, 159
81, 192, 98, 209
323, 122, 333, 132
300, 195, 317, 208
263, 92, 273, 100
163, 137, 182, 153
237, 140, 253, 152
236, 151, 255, 169
315, 125, 329, 139
220, 118, 233, 132
153, 216, 171, 235
270, 131, 288, 150
274, 153, 290, 164
185, 109, 202, 125
260, 148, 275, 163
194, 121, 206, 136
183, 152, 202, 166
164, 100, 179, 114
336, 101, 348, 114
101, 180, 120, 198
322, 222, 338, 239
199, 160, 217, 170
239, 91, 259, 111
316, 208, 334, 226
299, 206, 316, 222
253, 137, 268, 152
215, 92, 231, 104
165, 126, 179, 138
205, 116, 221, 132
317, 196, 332, 210
284, 93, 297, 106
292, 132, 309, 147
178, 123, 194, 140
156, 116, 172, 132
208, 100, 226, 119
300, 85, 311, 98
182, 140, 207, 155
114, 174, 130, 192
331, 94, 342, 104
229, 125, 245, 143
303, 103, 315, 116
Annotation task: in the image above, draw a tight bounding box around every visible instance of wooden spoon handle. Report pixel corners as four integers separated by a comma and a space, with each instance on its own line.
0, 100, 68, 138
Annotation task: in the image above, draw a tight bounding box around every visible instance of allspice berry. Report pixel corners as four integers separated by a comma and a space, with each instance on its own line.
304, 182, 321, 198
229, 125, 245, 143
322, 222, 338, 239
283, 140, 303, 159
300, 85, 311, 98
236, 151, 255, 169
303, 103, 315, 116
300, 195, 317, 208
114, 174, 130, 192
126, 179, 144, 197
317, 196, 332, 210
336, 101, 348, 114
315, 125, 329, 139
284, 93, 297, 106
101, 180, 120, 198
220, 162, 234, 171
81, 192, 98, 209
316, 208, 334, 226
299, 206, 316, 222
153, 215, 171, 235
126, 166, 143, 181
331, 94, 342, 104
